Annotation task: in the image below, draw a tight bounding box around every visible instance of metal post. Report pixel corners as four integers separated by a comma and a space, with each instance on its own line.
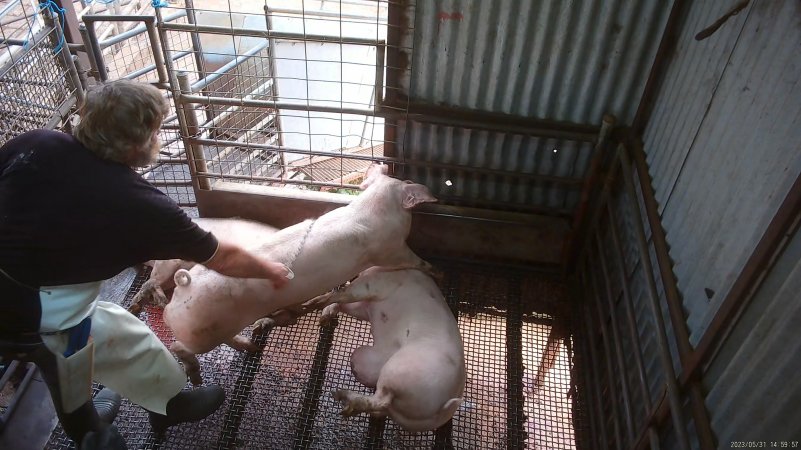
77, 24, 101, 82
568, 114, 617, 266
53, 0, 92, 72
144, 19, 168, 84
585, 257, 623, 450
606, 201, 661, 450
573, 284, 601, 450
264, 2, 286, 178
617, 145, 691, 450
630, 141, 716, 449
580, 286, 610, 450
183, 0, 212, 123
82, 20, 107, 81
594, 234, 636, 444
177, 72, 211, 191
45, 8, 84, 105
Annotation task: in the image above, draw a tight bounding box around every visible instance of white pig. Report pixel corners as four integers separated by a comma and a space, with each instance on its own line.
165, 164, 437, 384
314, 267, 465, 432
129, 217, 279, 314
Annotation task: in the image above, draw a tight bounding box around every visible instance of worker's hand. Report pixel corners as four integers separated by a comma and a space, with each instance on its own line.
265, 261, 291, 289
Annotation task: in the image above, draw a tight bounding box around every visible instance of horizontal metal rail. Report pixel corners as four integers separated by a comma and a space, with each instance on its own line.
190, 40, 269, 92
160, 21, 385, 47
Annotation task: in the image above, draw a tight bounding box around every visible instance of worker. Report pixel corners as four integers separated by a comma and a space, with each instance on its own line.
0, 80, 290, 447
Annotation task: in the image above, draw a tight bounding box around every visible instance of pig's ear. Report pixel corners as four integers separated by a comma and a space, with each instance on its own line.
360, 163, 389, 190
402, 182, 437, 209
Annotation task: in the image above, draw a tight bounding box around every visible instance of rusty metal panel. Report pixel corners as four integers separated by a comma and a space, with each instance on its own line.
400, 0, 673, 125
398, 120, 594, 214
704, 221, 801, 445
641, 0, 801, 345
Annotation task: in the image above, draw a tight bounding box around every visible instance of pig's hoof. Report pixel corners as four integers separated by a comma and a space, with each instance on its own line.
252, 318, 276, 336
127, 302, 142, 316
152, 286, 169, 307
319, 304, 340, 325
333, 390, 355, 416
189, 372, 203, 386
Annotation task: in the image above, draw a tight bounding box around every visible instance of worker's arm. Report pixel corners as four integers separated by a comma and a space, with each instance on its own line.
201, 240, 290, 289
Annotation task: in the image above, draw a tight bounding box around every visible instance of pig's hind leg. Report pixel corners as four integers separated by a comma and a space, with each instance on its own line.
225, 334, 260, 353
333, 388, 391, 418
170, 341, 203, 386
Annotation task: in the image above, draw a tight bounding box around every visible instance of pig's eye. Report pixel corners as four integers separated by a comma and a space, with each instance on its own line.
403, 180, 413, 184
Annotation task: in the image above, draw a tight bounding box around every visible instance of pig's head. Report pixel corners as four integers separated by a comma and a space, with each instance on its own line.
360, 163, 437, 209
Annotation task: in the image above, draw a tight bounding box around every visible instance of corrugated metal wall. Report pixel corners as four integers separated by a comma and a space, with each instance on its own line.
704, 218, 801, 445
643, 0, 801, 344
639, 0, 801, 447
402, 0, 672, 125
395, 0, 675, 216
399, 120, 593, 215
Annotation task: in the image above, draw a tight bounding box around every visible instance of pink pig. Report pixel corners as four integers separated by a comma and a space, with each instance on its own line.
314, 267, 465, 432
164, 164, 437, 384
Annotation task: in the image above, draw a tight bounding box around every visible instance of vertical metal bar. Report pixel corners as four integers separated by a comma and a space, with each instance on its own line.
573, 286, 601, 450
567, 114, 617, 267
263, 6, 285, 168
374, 41, 385, 107
506, 275, 525, 450
594, 234, 636, 444
144, 19, 168, 84
292, 320, 337, 450
177, 72, 211, 191
630, 141, 716, 449
45, 9, 84, 105
183, 0, 212, 123
606, 201, 661, 450
153, 4, 208, 200
53, 0, 91, 72
72, 54, 89, 95
82, 19, 107, 81
617, 146, 691, 450
78, 23, 101, 81
585, 256, 623, 450
580, 282, 610, 450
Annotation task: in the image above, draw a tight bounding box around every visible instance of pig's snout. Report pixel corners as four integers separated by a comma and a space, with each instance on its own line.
174, 269, 192, 287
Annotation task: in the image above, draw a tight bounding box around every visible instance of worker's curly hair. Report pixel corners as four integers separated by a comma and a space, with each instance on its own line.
74, 80, 168, 167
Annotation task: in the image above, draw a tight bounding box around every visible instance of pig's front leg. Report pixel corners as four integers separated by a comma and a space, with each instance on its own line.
375, 246, 443, 282
128, 279, 170, 315
320, 301, 370, 325
314, 281, 373, 325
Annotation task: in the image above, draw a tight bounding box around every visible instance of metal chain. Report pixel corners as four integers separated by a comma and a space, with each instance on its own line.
283, 218, 316, 280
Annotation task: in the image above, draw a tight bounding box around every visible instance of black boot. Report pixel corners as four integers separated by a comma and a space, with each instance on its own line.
93, 388, 121, 424
148, 385, 225, 434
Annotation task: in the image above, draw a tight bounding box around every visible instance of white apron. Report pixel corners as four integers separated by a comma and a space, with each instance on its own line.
39, 282, 187, 414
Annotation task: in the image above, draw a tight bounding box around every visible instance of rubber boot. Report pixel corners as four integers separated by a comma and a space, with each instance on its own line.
93, 387, 121, 424
79, 424, 128, 450
148, 385, 225, 434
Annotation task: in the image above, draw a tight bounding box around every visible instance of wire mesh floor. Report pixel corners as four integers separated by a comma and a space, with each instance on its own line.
45, 259, 580, 450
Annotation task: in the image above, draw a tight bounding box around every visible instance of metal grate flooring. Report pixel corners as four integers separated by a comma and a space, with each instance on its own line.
45, 259, 581, 450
